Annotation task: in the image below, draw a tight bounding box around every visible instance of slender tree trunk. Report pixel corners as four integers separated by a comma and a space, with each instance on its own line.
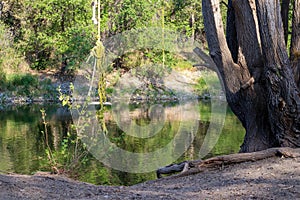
190, 12, 195, 42
202, 0, 300, 152
61, 11, 67, 73
0, 1, 3, 18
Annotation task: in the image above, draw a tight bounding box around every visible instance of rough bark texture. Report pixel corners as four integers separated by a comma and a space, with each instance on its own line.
225, 0, 238, 63
291, 0, 300, 88
255, 0, 300, 148
281, 0, 290, 44
202, 0, 300, 152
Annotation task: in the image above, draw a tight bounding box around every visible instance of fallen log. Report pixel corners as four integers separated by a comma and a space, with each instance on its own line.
156, 147, 300, 179
156, 161, 190, 179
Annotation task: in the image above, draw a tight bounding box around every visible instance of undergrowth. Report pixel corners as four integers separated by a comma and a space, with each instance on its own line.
0, 73, 56, 97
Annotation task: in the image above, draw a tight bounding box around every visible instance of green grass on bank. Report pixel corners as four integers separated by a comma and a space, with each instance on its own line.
0, 73, 56, 97
194, 70, 221, 97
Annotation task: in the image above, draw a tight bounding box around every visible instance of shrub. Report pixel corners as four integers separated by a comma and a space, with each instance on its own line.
0, 22, 25, 74
6, 74, 39, 96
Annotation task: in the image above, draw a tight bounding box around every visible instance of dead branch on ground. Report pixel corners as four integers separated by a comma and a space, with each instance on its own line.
156, 147, 300, 179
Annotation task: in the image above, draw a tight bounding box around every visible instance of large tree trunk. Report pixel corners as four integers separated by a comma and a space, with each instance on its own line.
202, 0, 300, 152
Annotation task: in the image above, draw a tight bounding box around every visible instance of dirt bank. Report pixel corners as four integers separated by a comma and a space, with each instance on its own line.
0, 156, 299, 200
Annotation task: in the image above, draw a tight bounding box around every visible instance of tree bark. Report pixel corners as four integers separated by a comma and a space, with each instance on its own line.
202, 0, 300, 152
290, 0, 300, 88
281, 0, 290, 44
225, 0, 238, 63
255, 0, 300, 148
203, 0, 275, 152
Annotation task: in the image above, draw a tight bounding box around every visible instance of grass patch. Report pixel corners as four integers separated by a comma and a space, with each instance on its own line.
194, 70, 222, 97
5, 73, 39, 96
172, 58, 194, 71
0, 73, 57, 97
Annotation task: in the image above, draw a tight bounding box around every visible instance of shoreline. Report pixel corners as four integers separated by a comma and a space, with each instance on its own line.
0, 153, 299, 200
0, 93, 219, 106
0, 69, 224, 106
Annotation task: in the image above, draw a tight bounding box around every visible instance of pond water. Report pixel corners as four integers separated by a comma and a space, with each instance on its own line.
0, 101, 244, 186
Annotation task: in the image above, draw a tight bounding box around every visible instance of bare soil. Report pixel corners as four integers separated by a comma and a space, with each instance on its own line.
0, 156, 299, 200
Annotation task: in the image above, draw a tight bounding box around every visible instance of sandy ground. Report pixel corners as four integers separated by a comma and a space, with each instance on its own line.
0, 156, 299, 200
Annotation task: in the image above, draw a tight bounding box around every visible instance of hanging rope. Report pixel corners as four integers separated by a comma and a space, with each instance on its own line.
97, 0, 101, 41
161, 0, 165, 69
90, 0, 106, 109
89, 0, 108, 134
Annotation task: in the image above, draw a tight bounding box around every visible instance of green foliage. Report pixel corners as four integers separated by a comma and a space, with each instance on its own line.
51, 83, 108, 177
54, 131, 89, 173
194, 70, 221, 97
0, 72, 59, 97
0, 22, 26, 81
195, 77, 209, 96
7, 74, 38, 87
0, 68, 6, 92
58, 84, 74, 107
112, 0, 159, 32
40, 108, 58, 173
174, 59, 194, 70
0, 102, 245, 185
118, 49, 173, 69
165, 0, 203, 39
208, 107, 245, 157
40, 97, 90, 175
145, 49, 177, 67
39, 78, 57, 97
5, 74, 39, 96
1, 0, 207, 72
2, 0, 94, 71
55, 26, 95, 71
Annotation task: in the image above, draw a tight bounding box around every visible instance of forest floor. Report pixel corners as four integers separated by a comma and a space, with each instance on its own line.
0, 155, 299, 200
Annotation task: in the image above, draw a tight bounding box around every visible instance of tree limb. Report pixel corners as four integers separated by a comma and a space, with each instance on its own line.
156, 147, 300, 179
220, 1, 228, 7
193, 47, 217, 72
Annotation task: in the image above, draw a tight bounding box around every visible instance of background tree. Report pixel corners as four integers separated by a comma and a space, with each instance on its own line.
21, 0, 94, 71
202, 0, 300, 152
0, 0, 206, 72
1, 0, 94, 71
165, 0, 204, 42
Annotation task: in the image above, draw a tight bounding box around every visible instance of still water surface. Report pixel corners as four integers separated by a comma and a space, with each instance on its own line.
0, 102, 244, 185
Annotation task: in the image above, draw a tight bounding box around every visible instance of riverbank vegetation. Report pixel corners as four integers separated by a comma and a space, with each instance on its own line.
0, 0, 225, 101
1, 0, 300, 196
0, 0, 206, 73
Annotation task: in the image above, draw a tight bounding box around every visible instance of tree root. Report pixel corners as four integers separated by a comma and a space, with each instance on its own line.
156, 147, 300, 179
